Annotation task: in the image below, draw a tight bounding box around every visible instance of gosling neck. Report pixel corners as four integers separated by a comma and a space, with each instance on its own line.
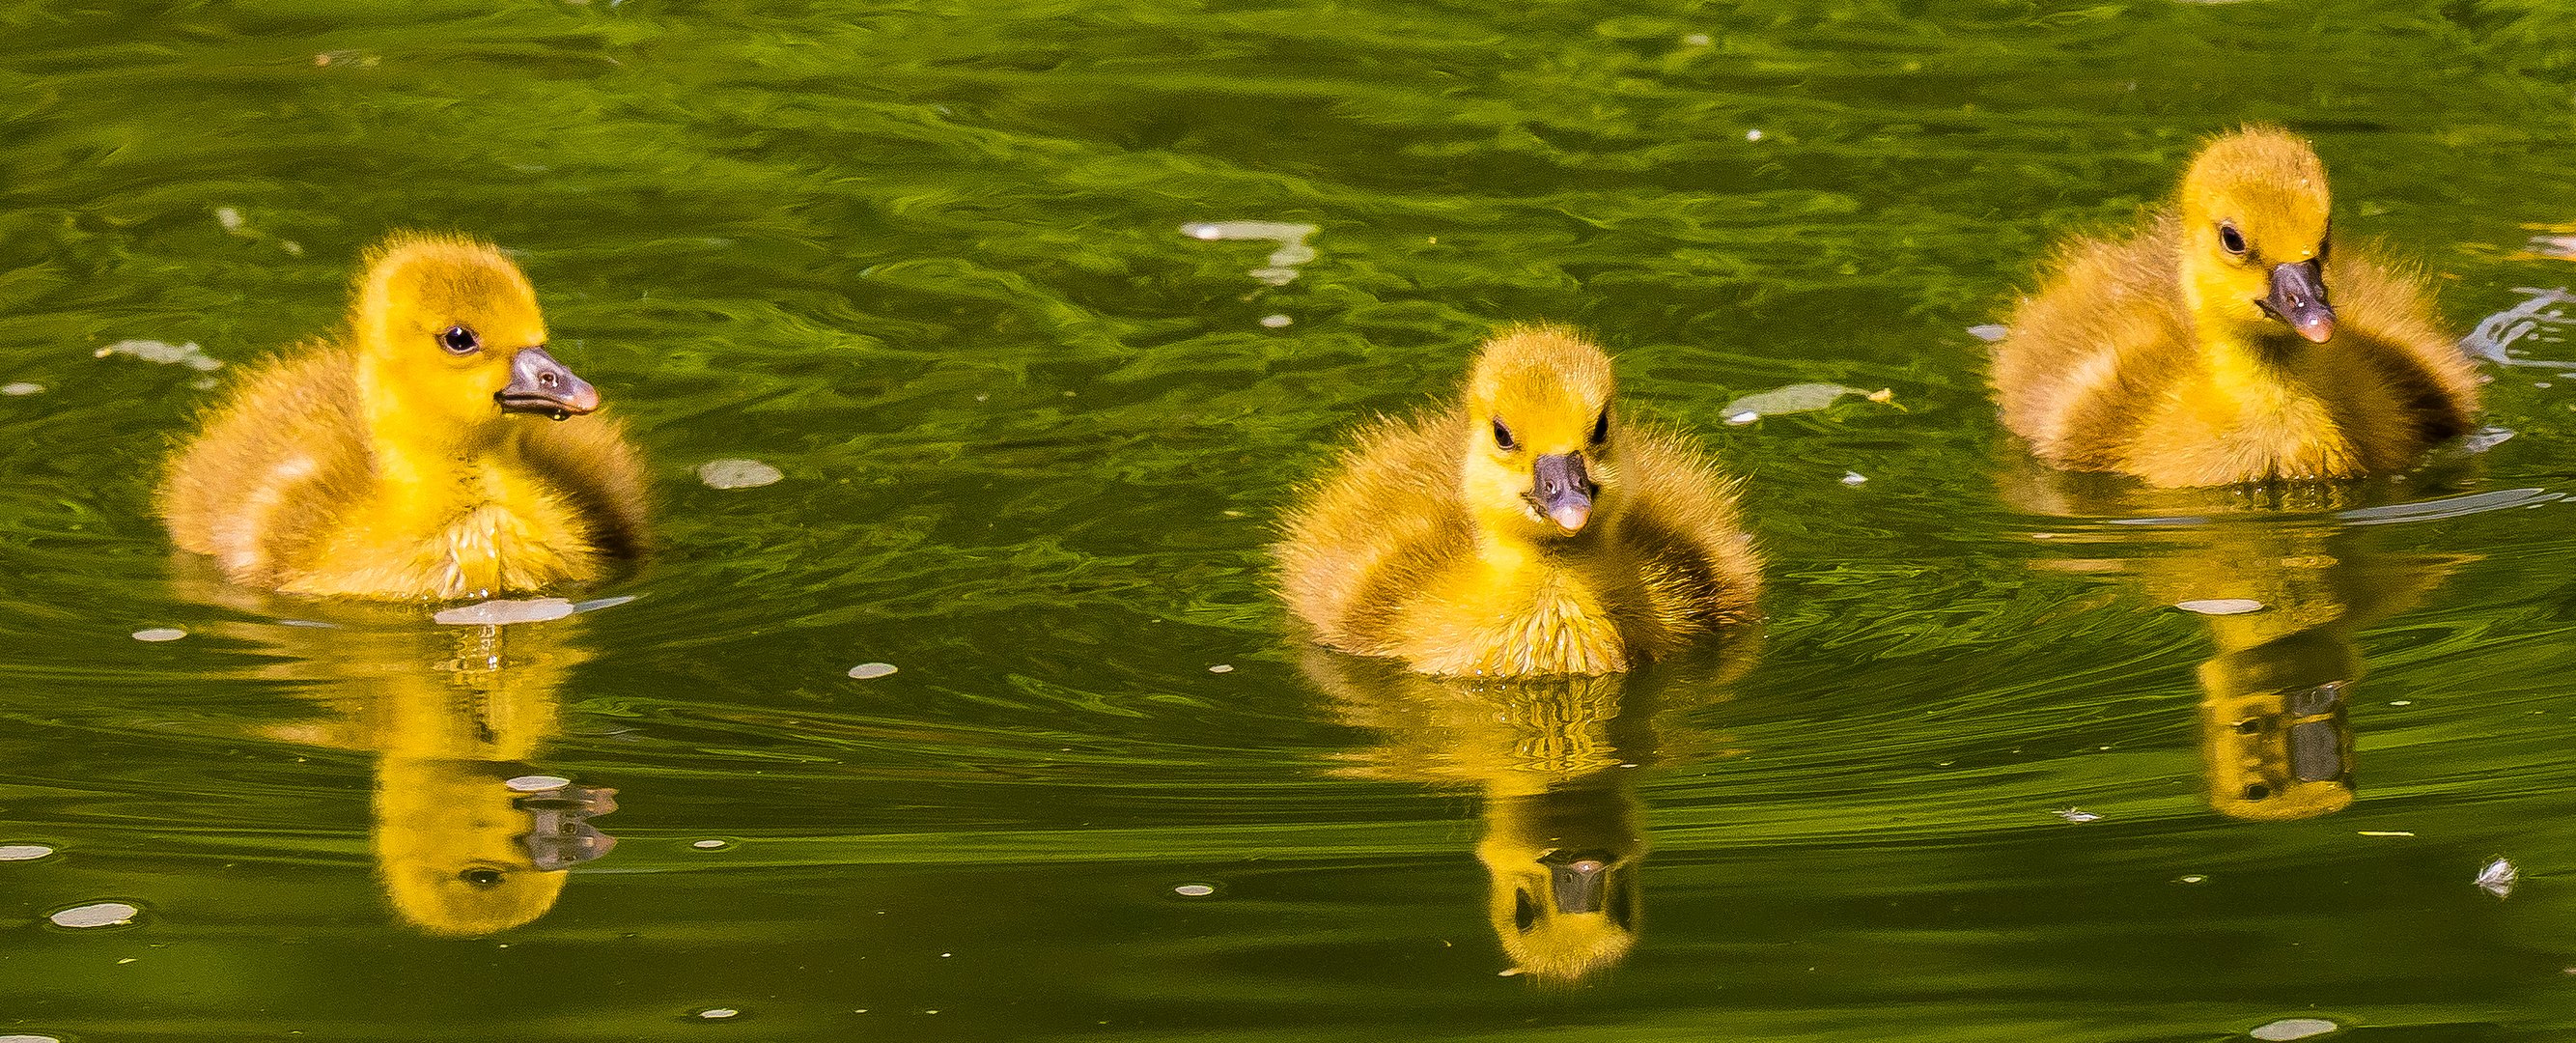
2181, 271, 2321, 409
355, 354, 512, 497
1470, 504, 1609, 576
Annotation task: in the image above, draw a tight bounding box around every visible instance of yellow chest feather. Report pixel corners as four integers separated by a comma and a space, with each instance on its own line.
1399, 550, 1632, 677
292, 461, 599, 600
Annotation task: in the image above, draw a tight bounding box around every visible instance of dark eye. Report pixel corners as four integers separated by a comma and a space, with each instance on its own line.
1492, 418, 1517, 451
2218, 222, 2247, 256
460, 868, 503, 887
439, 325, 481, 354
1589, 409, 1609, 446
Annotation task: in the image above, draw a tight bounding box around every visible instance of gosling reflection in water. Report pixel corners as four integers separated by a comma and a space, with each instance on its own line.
2021, 495, 2456, 821
229, 599, 620, 936
1304, 649, 1735, 981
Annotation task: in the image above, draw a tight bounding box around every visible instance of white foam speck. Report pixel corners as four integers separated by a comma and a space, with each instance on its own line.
0, 844, 56, 861
2052, 807, 2102, 824
434, 598, 576, 626
97, 339, 222, 372
132, 628, 185, 642
1722, 382, 1862, 417
698, 459, 784, 490
1173, 884, 1217, 897
1724, 410, 1759, 426
214, 206, 244, 231
1746, 128, 1763, 142
2250, 1019, 2339, 1041
849, 662, 898, 680
1840, 471, 1867, 486
504, 775, 573, 793
1181, 221, 1321, 285
2478, 856, 2518, 898
2175, 599, 2265, 616
1208, 663, 1234, 674
49, 902, 140, 928
1260, 314, 1293, 328
692, 839, 731, 850
0, 1034, 65, 1043
1968, 324, 2010, 342
695, 1008, 741, 1020
1682, 32, 1713, 45
2, 382, 42, 396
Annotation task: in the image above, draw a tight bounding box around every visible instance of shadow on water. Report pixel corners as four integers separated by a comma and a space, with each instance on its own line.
2004, 464, 2470, 823
1296, 637, 1754, 984
176, 566, 620, 938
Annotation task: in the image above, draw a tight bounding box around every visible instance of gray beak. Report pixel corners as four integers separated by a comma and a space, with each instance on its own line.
1542, 849, 1611, 914
1527, 453, 1597, 532
2259, 260, 2335, 344
496, 346, 600, 420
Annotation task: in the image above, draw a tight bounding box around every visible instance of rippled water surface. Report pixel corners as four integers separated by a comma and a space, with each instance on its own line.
6, 2, 2576, 1040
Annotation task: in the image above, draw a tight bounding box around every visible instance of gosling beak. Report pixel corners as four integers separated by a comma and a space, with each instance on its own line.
2258, 260, 2336, 344
496, 346, 600, 421
1528, 452, 1597, 533
1540, 849, 1612, 915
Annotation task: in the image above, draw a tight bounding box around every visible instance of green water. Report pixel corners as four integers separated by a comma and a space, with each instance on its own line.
6, 1, 2576, 1039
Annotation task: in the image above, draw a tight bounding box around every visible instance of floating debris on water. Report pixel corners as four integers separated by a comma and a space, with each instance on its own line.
691, 838, 733, 851
848, 662, 898, 680
1968, 324, 2010, 342
2052, 807, 2102, 824
2464, 288, 2571, 366
214, 206, 245, 231
48, 902, 140, 929
2462, 427, 2515, 453
1172, 884, 1217, 897
2337, 487, 2562, 526
132, 628, 186, 642
1682, 32, 1713, 45
1260, 314, 1293, 328
2531, 234, 2576, 260
2176, 874, 2207, 885
97, 339, 222, 372
2477, 856, 2518, 899
1745, 128, 1763, 142
694, 1008, 741, 1021
1724, 410, 1759, 426
2, 382, 42, 396
0, 844, 56, 861
2250, 1018, 2340, 1041
1722, 382, 1866, 419
1208, 663, 1234, 673
1866, 387, 1894, 403
2357, 831, 2417, 838
698, 459, 783, 490
1840, 471, 1867, 486
2175, 599, 2265, 616
434, 597, 576, 626
1181, 221, 1320, 286
504, 775, 574, 793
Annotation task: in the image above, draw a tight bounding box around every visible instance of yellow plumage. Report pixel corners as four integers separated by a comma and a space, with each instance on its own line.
1993, 126, 2480, 487
1277, 325, 1758, 677
159, 232, 647, 600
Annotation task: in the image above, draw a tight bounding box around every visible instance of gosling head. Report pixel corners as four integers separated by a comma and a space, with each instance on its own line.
350, 233, 598, 441
2175, 126, 2337, 345
1461, 326, 1617, 541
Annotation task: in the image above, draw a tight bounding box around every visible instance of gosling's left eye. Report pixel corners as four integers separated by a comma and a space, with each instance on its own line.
1492, 418, 1518, 451
439, 325, 481, 354
2218, 222, 2248, 256
1589, 409, 1609, 446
